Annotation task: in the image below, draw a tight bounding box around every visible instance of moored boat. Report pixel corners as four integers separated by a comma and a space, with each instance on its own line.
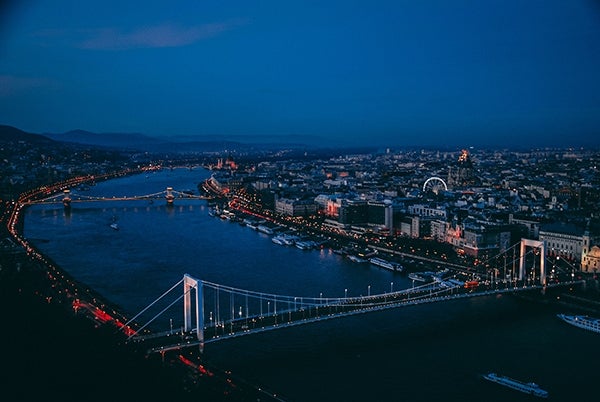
271, 236, 285, 245
272, 233, 300, 246
369, 257, 403, 272
408, 271, 435, 282
482, 372, 548, 398
347, 255, 368, 263
295, 240, 317, 250
557, 314, 600, 334
257, 224, 275, 235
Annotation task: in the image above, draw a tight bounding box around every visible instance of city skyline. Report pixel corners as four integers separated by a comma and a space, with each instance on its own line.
1, 1, 600, 148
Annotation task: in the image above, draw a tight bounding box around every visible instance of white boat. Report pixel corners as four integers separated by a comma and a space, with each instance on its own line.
438, 280, 460, 289
281, 234, 300, 246
257, 224, 275, 235
557, 314, 600, 334
295, 240, 316, 250
109, 216, 119, 230
347, 255, 368, 263
272, 233, 300, 246
369, 257, 403, 272
408, 271, 435, 282
482, 372, 548, 398
271, 236, 285, 245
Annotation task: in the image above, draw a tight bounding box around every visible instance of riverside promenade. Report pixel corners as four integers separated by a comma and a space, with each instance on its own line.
0, 172, 283, 402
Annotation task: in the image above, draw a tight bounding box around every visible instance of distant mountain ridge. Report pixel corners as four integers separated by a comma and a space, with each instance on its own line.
1, 124, 349, 153
0, 124, 54, 143
42, 129, 319, 152
44, 129, 268, 152
44, 129, 161, 149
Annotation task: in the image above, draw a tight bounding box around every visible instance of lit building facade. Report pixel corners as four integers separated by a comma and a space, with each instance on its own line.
539, 222, 600, 270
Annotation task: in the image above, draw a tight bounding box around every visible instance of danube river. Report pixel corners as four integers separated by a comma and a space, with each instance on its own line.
24, 168, 598, 401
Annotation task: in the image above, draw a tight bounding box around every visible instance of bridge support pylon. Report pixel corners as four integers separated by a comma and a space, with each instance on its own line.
519, 239, 546, 286
183, 274, 204, 348
166, 187, 175, 205
62, 189, 72, 209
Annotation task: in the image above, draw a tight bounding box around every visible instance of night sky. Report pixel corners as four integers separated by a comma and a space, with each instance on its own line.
1, 1, 599, 148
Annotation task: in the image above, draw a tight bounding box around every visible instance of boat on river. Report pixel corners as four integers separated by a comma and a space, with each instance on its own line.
557, 314, 600, 334
482, 372, 548, 398
272, 233, 300, 246
295, 240, 317, 250
408, 271, 435, 282
109, 216, 119, 230
347, 255, 368, 263
369, 257, 403, 272
257, 224, 276, 235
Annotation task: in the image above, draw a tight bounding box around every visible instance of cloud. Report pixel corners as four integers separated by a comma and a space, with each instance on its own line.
77, 20, 247, 50
0, 75, 55, 97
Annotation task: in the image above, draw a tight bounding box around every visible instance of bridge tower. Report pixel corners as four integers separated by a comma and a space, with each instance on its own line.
62, 189, 72, 209
183, 274, 204, 346
519, 239, 546, 286
165, 187, 175, 205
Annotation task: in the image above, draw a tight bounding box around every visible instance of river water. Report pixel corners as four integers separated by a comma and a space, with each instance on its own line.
23, 168, 598, 401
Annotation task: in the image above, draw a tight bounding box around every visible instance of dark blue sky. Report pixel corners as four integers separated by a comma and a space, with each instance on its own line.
1, 1, 599, 147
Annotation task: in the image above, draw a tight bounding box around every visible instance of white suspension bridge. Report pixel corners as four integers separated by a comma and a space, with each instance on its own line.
122, 239, 582, 354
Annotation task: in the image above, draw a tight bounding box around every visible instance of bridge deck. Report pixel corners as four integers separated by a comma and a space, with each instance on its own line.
132, 280, 581, 354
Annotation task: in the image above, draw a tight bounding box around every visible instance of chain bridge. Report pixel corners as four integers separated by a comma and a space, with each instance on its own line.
24, 186, 210, 207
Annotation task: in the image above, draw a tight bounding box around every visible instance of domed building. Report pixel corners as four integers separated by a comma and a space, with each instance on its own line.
582, 245, 600, 273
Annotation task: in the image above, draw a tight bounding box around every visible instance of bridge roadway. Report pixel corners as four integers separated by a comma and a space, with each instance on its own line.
24, 189, 211, 204
133, 279, 582, 354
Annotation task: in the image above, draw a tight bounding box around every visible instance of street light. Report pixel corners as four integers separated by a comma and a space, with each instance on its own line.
390, 282, 394, 293
368, 285, 371, 297
344, 288, 348, 299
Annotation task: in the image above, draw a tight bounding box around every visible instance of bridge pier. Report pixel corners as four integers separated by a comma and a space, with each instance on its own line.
62, 189, 72, 209
166, 187, 175, 205
183, 274, 204, 349
519, 239, 546, 286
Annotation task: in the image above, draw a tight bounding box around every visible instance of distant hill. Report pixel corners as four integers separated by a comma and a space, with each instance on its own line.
2, 124, 340, 153
0, 125, 54, 143
42, 129, 322, 153
44, 130, 260, 152
165, 133, 321, 146
44, 129, 162, 150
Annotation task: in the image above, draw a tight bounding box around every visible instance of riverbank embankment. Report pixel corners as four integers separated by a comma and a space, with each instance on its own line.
1, 169, 281, 401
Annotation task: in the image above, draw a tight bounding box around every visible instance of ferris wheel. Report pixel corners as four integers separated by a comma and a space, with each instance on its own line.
423, 177, 448, 194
